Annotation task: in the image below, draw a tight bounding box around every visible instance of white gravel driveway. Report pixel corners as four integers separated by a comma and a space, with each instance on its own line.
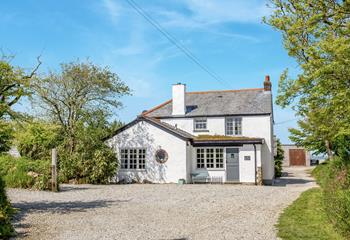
7, 167, 316, 240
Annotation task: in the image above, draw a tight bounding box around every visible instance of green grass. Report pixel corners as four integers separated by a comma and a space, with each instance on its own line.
276, 188, 345, 240
0, 154, 51, 190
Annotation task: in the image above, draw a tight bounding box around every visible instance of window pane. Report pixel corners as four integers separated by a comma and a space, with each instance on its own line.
235, 118, 242, 135
206, 149, 214, 168
215, 148, 224, 168
196, 148, 205, 168
129, 149, 137, 169
226, 118, 242, 135
194, 119, 207, 130
120, 149, 128, 169
138, 149, 146, 169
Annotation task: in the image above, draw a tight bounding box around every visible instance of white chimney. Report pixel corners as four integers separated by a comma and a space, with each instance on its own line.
172, 83, 186, 115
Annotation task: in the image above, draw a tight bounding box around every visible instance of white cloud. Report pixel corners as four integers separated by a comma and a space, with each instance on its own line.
103, 0, 122, 24
153, 0, 269, 29
184, 0, 269, 24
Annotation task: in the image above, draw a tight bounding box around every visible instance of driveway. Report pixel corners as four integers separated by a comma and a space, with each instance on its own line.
7, 167, 316, 240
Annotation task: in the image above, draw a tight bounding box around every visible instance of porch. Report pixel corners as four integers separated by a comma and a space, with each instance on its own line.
189, 135, 264, 184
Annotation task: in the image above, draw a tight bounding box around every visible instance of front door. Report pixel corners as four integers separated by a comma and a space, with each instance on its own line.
226, 148, 239, 181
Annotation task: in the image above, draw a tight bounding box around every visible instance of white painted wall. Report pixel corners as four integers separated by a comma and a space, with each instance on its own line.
190, 145, 261, 183
107, 120, 188, 183
172, 84, 186, 115
162, 115, 274, 181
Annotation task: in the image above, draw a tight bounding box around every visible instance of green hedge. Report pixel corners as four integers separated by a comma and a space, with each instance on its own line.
0, 176, 15, 239
0, 154, 51, 190
312, 159, 350, 238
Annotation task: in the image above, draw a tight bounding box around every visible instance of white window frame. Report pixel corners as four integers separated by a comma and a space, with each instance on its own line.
196, 147, 224, 170
120, 148, 146, 170
226, 117, 242, 136
194, 118, 207, 131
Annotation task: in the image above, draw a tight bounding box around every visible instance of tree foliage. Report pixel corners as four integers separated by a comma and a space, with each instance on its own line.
58, 110, 119, 183
0, 121, 13, 153
274, 138, 284, 177
265, 0, 350, 158
13, 120, 62, 160
0, 57, 41, 119
31, 60, 130, 153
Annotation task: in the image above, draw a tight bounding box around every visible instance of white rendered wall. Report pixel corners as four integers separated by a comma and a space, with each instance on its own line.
172, 84, 186, 115
190, 145, 261, 183
107, 121, 188, 183
162, 115, 274, 181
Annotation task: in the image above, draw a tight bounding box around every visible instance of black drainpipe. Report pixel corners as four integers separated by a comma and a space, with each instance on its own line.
253, 144, 257, 185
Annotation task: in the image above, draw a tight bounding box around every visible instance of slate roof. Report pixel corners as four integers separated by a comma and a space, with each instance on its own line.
144, 88, 272, 118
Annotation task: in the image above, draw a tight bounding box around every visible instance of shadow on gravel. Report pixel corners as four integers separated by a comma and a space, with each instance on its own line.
273, 170, 315, 187
11, 199, 129, 239
59, 186, 90, 192
13, 199, 128, 214
273, 178, 315, 187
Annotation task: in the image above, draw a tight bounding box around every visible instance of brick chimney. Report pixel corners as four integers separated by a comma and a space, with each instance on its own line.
172, 83, 186, 115
264, 75, 271, 91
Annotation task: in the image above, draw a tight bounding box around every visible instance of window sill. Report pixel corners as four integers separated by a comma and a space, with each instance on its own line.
194, 130, 210, 132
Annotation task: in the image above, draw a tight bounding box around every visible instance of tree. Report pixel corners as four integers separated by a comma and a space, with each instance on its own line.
274, 138, 284, 177
0, 121, 13, 153
13, 119, 62, 160
265, 0, 350, 158
31, 60, 130, 153
0, 56, 41, 119
58, 110, 119, 183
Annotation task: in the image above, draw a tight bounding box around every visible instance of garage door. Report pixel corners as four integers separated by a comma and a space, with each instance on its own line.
289, 149, 306, 166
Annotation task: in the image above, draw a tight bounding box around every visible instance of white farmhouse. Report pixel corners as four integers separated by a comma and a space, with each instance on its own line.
107, 76, 275, 185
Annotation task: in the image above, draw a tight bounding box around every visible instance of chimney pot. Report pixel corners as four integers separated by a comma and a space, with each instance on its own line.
264, 75, 271, 91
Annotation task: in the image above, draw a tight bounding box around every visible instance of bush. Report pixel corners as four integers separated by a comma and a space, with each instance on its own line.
58, 144, 117, 184
274, 138, 284, 177
13, 120, 62, 160
0, 176, 15, 239
312, 158, 350, 238
0, 154, 51, 190
0, 121, 13, 153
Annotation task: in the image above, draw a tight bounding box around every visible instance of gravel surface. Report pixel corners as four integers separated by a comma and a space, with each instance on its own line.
7, 167, 316, 240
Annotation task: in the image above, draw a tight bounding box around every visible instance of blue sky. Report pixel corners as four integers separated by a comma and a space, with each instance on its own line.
0, 0, 300, 143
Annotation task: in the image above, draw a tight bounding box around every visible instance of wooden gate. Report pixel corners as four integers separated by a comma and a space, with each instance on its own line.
289, 149, 306, 166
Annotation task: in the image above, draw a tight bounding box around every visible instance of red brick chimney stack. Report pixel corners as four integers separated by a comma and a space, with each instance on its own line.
264, 75, 271, 91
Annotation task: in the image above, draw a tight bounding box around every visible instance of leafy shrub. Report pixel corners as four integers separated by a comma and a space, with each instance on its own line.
312, 158, 350, 238
58, 144, 117, 184
58, 113, 118, 184
274, 138, 284, 177
0, 154, 51, 190
0, 121, 13, 153
0, 176, 15, 239
13, 120, 62, 160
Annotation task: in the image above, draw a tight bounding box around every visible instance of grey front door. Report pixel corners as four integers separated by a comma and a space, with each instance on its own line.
226, 148, 239, 181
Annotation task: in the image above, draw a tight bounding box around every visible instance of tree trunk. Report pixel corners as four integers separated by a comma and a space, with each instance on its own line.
325, 139, 334, 160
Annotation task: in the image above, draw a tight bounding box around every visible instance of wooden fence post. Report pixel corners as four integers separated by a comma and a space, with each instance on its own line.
51, 148, 58, 192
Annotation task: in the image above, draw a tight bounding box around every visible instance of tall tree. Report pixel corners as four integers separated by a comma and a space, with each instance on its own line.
265, 0, 350, 158
0, 56, 41, 119
31, 60, 130, 152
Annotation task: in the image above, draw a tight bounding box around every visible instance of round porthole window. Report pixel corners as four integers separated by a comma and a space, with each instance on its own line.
155, 149, 168, 164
